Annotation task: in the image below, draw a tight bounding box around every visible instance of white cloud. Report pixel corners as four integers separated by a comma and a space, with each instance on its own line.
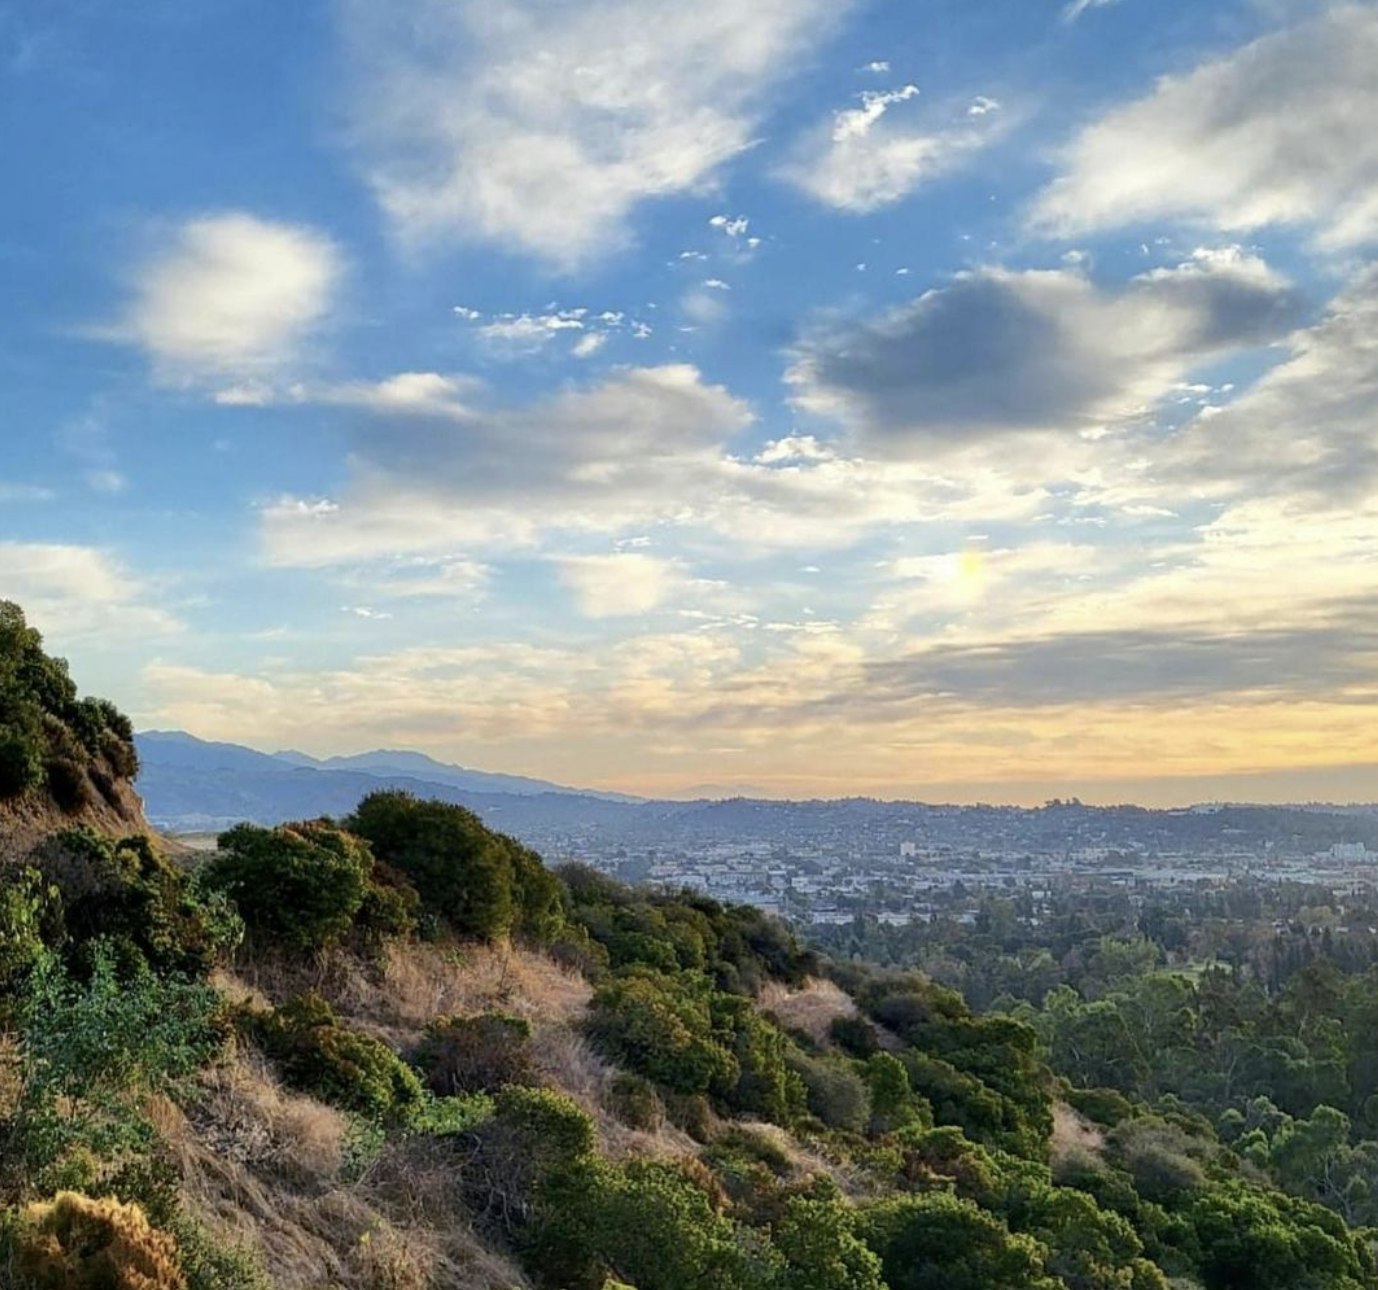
258, 361, 1054, 568
112, 213, 342, 383
1031, 5, 1378, 249
572, 332, 608, 359
787, 250, 1301, 450
782, 84, 1002, 211
556, 553, 680, 617
0, 543, 182, 640
0, 483, 55, 504
1168, 263, 1378, 503
341, 0, 851, 267
1063, 0, 1119, 21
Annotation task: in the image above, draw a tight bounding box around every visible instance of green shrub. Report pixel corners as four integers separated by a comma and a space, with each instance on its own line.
464, 1086, 598, 1240
348, 791, 517, 941
711, 993, 807, 1125
787, 1051, 871, 1133
4, 948, 224, 1195
0, 868, 56, 1011
530, 1155, 774, 1290
0, 726, 43, 798
587, 971, 737, 1097
860, 1191, 1058, 1290
607, 1072, 665, 1132
205, 820, 372, 953
39, 829, 239, 979
355, 859, 421, 944
0, 603, 138, 809
865, 1053, 926, 1136
245, 993, 424, 1122
415, 1012, 536, 1096
829, 1015, 881, 1059
772, 1195, 886, 1290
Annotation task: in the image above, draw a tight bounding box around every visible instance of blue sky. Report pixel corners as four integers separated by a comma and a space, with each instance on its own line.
3, 0, 1377, 802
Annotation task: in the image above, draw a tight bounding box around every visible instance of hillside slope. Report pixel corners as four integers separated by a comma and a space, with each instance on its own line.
0, 601, 149, 859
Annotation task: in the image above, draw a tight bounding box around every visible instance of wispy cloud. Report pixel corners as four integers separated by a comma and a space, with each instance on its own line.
781, 84, 1004, 211
1032, 5, 1378, 249
340, 0, 853, 268
1062, 0, 1120, 22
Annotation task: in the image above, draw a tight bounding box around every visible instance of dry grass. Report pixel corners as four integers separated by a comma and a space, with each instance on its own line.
154, 1047, 529, 1290
228, 941, 592, 1052
0, 1031, 21, 1119
759, 978, 860, 1046
1051, 1102, 1105, 1164
526, 1024, 699, 1161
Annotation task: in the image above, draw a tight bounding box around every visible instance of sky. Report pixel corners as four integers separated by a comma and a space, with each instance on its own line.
2, 0, 1378, 804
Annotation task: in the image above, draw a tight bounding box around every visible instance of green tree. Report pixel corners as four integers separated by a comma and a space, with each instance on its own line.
349, 791, 516, 940
204, 820, 371, 952
860, 1192, 1058, 1290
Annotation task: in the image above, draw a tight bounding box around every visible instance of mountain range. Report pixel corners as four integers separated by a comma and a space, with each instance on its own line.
134, 730, 641, 833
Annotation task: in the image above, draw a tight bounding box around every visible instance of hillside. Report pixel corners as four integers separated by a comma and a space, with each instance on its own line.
4, 607, 1378, 1290
0, 601, 149, 858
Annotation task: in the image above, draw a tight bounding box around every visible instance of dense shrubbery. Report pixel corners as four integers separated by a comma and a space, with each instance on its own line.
37, 828, 241, 978
415, 1011, 537, 1097
349, 790, 565, 942
240, 992, 425, 1122
204, 820, 376, 952
0, 601, 138, 808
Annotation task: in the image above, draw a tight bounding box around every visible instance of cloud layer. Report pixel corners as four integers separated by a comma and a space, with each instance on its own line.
1031, 5, 1378, 249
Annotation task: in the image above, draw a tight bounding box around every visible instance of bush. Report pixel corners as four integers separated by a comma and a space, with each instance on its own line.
530, 1156, 772, 1290
415, 1012, 537, 1096
356, 860, 421, 945
245, 993, 424, 1122
788, 1051, 871, 1133
464, 1086, 598, 1239
44, 757, 89, 812
860, 1191, 1057, 1290
830, 1015, 881, 1059
5, 947, 224, 1193
40, 829, 239, 979
205, 820, 372, 953
607, 1072, 665, 1132
587, 971, 737, 1097
0, 868, 56, 1009
0, 726, 42, 798
9, 1192, 185, 1290
349, 792, 517, 941
0, 603, 138, 809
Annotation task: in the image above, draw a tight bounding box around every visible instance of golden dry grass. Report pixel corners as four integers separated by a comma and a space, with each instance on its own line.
227, 941, 592, 1052
154, 1047, 529, 1290
1050, 1101, 1105, 1164
526, 1023, 699, 1161
759, 977, 860, 1045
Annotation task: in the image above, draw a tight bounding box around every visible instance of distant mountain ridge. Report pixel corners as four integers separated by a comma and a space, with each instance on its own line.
138, 731, 638, 799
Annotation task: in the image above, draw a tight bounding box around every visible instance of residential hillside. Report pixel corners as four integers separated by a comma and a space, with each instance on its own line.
3, 603, 1376, 1290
